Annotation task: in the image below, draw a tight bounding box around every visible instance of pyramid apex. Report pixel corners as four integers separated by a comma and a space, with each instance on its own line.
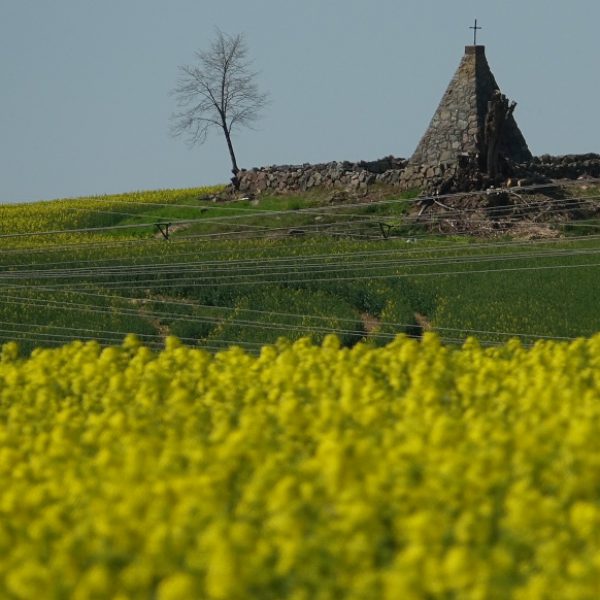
465, 45, 486, 56
407, 44, 531, 186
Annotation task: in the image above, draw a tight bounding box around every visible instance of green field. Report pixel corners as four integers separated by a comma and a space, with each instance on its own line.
1, 183, 599, 353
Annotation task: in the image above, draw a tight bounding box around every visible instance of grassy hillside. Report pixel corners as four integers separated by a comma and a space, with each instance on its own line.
1, 182, 599, 353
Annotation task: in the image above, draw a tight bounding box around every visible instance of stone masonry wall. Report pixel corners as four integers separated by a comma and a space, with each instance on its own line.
410, 47, 481, 166
237, 157, 407, 194
409, 46, 531, 171
513, 154, 600, 180
400, 154, 600, 194
234, 154, 600, 196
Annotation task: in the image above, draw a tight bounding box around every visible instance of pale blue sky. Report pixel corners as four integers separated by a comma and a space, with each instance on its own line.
1, 0, 598, 203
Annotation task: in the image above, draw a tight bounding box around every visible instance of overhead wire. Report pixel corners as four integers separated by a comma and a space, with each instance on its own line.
5, 252, 598, 294
0, 329, 258, 353
0, 319, 263, 352
35, 260, 600, 290
3, 226, 600, 274
4, 245, 600, 285
2, 180, 599, 348
0, 288, 581, 342
1, 197, 598, 258
38, 191, 599, 230
0, 293, 394, 342
2, 183, 598, 240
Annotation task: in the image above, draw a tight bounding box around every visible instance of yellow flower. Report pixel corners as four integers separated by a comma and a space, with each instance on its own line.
0, 334, 599, 598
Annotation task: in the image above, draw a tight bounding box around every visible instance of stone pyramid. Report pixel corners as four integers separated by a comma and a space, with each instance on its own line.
406, 46, 531, 187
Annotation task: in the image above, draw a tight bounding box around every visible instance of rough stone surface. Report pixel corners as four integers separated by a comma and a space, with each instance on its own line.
231, 47, 599, 198
236, 157, 408, 194
233, 154, 600, 197
408, 46, 531, 180
511, 153, 600, 181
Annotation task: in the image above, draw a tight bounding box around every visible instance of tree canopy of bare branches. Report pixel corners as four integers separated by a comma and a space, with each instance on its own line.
170, 30, 269, 183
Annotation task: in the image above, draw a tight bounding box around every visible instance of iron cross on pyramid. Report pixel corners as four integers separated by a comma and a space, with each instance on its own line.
470, 19, 482, 45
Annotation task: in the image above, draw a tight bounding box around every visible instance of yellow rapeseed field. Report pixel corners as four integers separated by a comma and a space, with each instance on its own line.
0, 334, 599, 599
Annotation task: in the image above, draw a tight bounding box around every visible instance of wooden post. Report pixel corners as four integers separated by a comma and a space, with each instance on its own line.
155, 223, 171, 240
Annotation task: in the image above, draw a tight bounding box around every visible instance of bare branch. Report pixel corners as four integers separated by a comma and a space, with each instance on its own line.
170, 29, 269, 178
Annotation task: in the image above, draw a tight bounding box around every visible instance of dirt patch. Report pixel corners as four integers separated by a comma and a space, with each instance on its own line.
361, 312, 381, 334
509, 223, 561, 240
153, 223, 192, 239
414, 313, 432, 332
128, 298, 171, 338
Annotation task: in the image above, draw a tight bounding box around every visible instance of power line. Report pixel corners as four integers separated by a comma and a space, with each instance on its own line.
39, 259, 600, 290
3, 229, 600, 274
5, 249, 597, 292
2, 244, 588, 277
32, 191, 598, 229
2, 184, 597, 240
1, 197, 597, 257
4, 246, 600, 286
0, 293, 389, 341
0, 319, 265, 351
2, 181, 598, 349
0, 328, 258, 353
0, 288, 581, 342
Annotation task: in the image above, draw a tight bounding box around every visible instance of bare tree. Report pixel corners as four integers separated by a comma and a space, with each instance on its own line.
170, 30, 269, 185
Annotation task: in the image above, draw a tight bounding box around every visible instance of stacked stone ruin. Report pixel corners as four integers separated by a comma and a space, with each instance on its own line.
399, 44, 531, 192
233, 154, 600, 196
234, 44, 598, 196
236, 157, 407, 194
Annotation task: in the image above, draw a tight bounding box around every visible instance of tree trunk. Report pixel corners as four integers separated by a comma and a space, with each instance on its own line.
484, 92, 516, 178
222, 126, 240, 190
223, 126, 239, 175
